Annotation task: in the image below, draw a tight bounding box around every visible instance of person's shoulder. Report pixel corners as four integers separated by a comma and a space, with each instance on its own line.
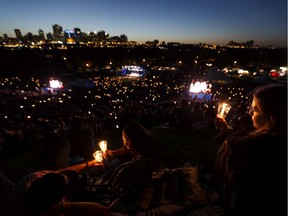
120, 157, 153, 171
123, 157, 152, 165
61, 202, 110, 216
227, 126, 254, 142
135, 157, 153, 164
16, 171, 51, 186
15, 170, 58, 197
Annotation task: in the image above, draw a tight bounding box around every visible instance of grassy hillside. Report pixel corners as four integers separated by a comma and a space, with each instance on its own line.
0, 124, 221, 183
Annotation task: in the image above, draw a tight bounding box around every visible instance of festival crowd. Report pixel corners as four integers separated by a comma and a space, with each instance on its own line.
0, 73, 286, 216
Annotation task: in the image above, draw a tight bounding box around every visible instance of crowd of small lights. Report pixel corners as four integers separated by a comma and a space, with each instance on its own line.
0, 74, 254, 131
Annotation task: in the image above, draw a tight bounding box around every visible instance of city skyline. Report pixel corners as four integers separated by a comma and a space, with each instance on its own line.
1, 0, 287, 47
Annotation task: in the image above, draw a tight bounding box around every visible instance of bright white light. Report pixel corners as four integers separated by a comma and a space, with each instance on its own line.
129, 72, 141, 77
217, 103, 231, 118
189, 81, 211, 93
49, 79, 64, 89
279, 66, 288, 76
93, 150, 103, 162
280, 66, 287, 72
98, 141, 107, 152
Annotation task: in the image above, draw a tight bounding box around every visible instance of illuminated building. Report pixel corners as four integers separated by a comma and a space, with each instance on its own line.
97, 30, 109, 41
64, 30, 75, 39
74, 28, 82, 40
64, 30, 76, 43
52, 24, 64, 39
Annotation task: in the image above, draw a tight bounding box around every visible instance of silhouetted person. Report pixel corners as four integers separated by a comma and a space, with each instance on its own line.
213, 84, 287, 216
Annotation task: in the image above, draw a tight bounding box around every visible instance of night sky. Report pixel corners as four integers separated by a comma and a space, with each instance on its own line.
0, 0, 287, 47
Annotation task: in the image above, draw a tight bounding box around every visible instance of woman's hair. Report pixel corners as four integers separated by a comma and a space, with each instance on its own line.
122, 122, 155, 157
252, 84, 287, 134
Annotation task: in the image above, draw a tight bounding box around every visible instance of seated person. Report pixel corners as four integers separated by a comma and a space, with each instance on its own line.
102, 122, 162, 213
104, 122, 161, 171
12, 159, 107, 216
212, 84, 287, 216
15, 171, 110, 216
191, 100, 206, 124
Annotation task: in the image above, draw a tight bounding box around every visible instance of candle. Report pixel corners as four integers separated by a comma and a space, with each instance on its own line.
98, 140, 107, 153
93, 150, 103, 162
217, 102, 231, 118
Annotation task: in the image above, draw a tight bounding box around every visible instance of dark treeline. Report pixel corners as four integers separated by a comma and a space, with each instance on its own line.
0, 45, 286, 78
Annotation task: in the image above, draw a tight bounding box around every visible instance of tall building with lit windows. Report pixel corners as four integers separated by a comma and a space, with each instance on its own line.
64, 30, 74, 39
97, 30, 109, 41
52, 24, 64, 39
74, 28, 82, 41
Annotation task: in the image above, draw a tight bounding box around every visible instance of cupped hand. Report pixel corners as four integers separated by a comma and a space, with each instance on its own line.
214, 116, 229, 132
104, 150, 112, 158
87, 159, 103, 167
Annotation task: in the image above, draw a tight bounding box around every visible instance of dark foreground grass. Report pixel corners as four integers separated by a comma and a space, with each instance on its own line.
0, 124, 221, 183
154, 126, 221, 170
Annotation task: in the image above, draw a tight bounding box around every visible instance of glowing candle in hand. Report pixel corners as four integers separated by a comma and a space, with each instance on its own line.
98, 140, 107, 153
217, 102, 231, 118
93, 150, 103, 163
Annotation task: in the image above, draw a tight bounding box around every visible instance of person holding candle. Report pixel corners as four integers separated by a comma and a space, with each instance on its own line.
104, 122, 160, 167
227, 101, 252, 131
104, 140, 132, 164
212, 101, 253, 144
101, 122, 161, 214
90, 122, 161, 187
212, 84, 287, 216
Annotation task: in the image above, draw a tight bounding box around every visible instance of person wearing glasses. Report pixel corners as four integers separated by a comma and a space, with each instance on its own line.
212, 84, 287, 216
